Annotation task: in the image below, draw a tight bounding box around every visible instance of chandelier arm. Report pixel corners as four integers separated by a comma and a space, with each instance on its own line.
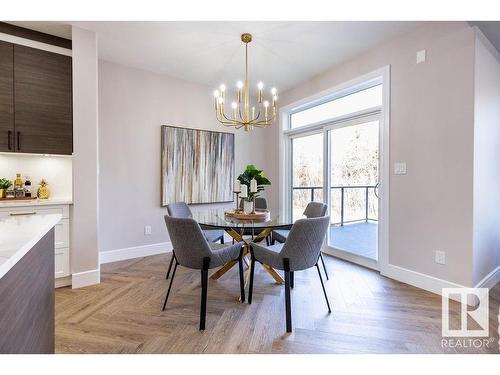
249, 109, 262, 123
222, 111, 238, 123
238, 106, 245, 122
251, 116, 276, 126
216, 110, 239, 126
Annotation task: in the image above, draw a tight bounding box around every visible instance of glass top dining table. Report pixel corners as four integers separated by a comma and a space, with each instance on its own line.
191, 208, 291, 286
191, 208, 293, 231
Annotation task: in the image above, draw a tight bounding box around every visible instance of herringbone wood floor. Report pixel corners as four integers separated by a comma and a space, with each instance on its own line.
55, 254, 500, 354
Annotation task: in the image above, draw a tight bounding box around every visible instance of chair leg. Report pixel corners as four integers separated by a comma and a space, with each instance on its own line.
220, 236, 224, 244
320, 253, 329, 280
238, 253, 245, 303
162, 261, 178, 311
248, 252, 256, 304
316, 263, 331, 313
290, 271, 294, 289
165, 254, 175, 279
200, 257, 210, 330
284, 258, 292, 333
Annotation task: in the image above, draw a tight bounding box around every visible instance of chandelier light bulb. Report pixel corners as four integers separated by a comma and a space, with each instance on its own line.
219, 84, 226, 92
213, 90, 220, 98
231, 102, 238, 109
237, 81, 243, 89
257, 82, 264, 90
263, 100, 269, 108
271, 87, 277, 95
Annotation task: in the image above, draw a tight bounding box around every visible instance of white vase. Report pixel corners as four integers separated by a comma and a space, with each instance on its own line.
243, 199, 253, 213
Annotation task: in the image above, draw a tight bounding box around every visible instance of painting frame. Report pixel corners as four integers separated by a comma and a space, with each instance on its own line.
161, 125, 235, 206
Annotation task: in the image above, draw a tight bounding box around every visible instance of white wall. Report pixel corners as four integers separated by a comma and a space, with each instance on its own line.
472, 29, 500, 286
71, 26, 100, 287
273, 22, 476, 287
0, 154, 72, 199
98, 60, 272, 253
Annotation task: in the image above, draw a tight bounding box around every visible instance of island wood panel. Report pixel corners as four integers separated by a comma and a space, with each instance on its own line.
0, 41, 14, 152
14, 44, 73, 155
0, 229, 55, 354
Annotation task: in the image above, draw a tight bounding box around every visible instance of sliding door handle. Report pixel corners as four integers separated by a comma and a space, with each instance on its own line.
8, 130, 12, 150
16, 131, 20, 151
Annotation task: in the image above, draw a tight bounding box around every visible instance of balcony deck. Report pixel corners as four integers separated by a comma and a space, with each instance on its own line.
329, 221, 377, 260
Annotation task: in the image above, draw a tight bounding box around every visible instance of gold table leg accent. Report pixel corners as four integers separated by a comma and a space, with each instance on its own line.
210, 227, 284, 285
261, 264, 284, 284
210, 259, 238, 280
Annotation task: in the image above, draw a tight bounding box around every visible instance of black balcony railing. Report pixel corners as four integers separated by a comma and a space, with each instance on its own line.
292, 185, 378, 226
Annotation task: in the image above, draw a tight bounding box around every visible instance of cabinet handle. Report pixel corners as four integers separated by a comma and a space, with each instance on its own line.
10, 212, 37, 216
8, 130, 12, 150
16, 131, 20, 151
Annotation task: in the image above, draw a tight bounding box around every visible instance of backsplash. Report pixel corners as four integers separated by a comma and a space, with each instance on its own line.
0, 153, 72, 200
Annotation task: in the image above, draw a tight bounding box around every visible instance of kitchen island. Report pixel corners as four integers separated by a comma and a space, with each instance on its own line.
0, 213, 61, 354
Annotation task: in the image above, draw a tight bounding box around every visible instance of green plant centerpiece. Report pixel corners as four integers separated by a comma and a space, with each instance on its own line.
0, 178, 12, 198
237, 164, 271, 202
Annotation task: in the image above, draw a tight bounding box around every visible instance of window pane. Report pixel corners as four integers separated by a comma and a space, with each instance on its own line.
292, 133, 323, 221
290, 85, 382, 129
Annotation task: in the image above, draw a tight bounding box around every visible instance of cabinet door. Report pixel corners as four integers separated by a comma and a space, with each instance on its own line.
0, 41, 14, 152
14, 45, 72, 155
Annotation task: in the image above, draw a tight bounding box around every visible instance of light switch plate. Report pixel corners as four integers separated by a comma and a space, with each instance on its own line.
394, 162, 407, 175
144, 225, 152, 235
417, 49, 426, 64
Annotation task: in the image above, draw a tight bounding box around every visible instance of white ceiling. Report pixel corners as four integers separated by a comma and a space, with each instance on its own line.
8, 21, 422, 92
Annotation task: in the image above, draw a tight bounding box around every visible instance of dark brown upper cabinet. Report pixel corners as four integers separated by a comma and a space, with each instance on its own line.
0, 41, 14, 152
14, 45, 73, 155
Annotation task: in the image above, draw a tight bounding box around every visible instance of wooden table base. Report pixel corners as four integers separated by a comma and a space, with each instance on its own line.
209, 227, 284, 285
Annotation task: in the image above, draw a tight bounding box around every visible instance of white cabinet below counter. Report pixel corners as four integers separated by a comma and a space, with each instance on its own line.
0, 202, 71, 286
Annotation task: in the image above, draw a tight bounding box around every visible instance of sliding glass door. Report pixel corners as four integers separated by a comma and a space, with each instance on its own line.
291, 132, 323, 221
326, 117, 379, 262
284, 77, 386, 269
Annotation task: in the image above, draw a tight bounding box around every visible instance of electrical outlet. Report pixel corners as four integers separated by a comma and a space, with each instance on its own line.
435, 250, 445, 265
144, 225, 152, 235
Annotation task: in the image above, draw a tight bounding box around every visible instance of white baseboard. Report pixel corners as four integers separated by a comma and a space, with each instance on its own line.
72, 268, 100, 289
382, 264, 471, 304
55, 275, 72, 288
99, 242, 172, 264
475, 265, 500, 289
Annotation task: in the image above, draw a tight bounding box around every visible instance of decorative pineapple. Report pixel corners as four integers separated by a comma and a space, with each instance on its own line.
37, 179, 50, 199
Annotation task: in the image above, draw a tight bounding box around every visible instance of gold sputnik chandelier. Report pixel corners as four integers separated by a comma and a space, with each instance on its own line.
213, 33, 278, 131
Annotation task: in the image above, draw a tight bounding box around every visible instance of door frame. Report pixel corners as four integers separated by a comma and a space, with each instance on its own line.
279, 65, 390, 274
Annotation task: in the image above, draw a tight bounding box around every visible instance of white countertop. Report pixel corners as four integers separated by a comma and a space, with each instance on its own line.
0, 213, 62, 280
0, 198, 72, 208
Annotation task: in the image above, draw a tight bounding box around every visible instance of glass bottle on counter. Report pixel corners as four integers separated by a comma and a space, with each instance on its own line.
14, 173, 23, 188
13, 173, 25, 198
24, 175, 32, 197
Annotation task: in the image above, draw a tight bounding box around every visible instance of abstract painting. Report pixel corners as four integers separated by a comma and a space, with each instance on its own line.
161, 125, 234, 205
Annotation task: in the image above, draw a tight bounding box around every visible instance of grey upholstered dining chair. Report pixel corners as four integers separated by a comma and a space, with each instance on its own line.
271, 201, 330, 279
162, 215, 245, 330
165, 202, 225, 279
248, 215, 331, 332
